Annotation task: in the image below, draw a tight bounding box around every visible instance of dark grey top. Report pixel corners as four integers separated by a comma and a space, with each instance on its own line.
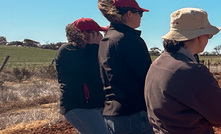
145, 50, 221, 134
99, 23, 152, 116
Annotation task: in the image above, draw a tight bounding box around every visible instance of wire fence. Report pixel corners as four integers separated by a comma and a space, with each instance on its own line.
201, 60, 221, 72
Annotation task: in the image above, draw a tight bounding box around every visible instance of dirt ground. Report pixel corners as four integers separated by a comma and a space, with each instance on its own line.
0, 120, 79, 134
2, 120, 221, 134
11, 121, 78, 134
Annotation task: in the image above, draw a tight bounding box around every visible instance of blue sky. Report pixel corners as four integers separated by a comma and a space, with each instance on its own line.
1, 0, 221, 52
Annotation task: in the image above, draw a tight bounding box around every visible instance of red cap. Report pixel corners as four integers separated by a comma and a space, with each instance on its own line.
73, 18, 108, 32
113, 0, 149, 12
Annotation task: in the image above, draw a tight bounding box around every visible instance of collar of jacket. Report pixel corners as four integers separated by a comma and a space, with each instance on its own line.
178, 47, 197, 62
110, 23, 141, 36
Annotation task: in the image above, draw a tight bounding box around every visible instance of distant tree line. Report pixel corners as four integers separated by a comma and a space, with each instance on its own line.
0, 36, 66, 50
1, 36, 221, 55
148, 46, 221, 56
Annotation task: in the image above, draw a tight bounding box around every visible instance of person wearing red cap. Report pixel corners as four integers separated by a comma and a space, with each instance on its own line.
55, 18, 110, 134
98, 0, 154, 134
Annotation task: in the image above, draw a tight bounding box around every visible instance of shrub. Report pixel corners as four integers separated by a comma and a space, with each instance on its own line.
0, 79, 3, 90
33, 66, 57, 80
13, 68, 31, 82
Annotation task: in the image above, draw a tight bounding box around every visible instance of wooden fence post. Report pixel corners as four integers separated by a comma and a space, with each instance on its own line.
208, 60, 210, 71
0, 55, 10, 72
48, 59, 55, 70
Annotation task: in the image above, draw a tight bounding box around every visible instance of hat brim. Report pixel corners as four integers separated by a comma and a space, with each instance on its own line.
162, 25, 221, 41
140, 8, 149, 12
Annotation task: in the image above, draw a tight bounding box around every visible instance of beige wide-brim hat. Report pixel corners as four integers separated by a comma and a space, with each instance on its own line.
162, 8, 221, 41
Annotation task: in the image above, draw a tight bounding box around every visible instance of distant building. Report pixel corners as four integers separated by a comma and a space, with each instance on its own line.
23, 39, 40, 47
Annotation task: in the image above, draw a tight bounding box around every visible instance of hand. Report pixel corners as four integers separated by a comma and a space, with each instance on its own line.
88, 31, 103, 44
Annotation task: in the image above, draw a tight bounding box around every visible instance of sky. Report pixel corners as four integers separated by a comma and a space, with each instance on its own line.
1, 0, 221, 52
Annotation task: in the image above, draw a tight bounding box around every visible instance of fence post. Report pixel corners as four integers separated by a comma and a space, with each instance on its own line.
208, 60, 210, 71
48, 59, 55, 70
0, 55, 10, 72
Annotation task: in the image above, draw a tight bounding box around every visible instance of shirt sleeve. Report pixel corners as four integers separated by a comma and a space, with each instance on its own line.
173, 65, 221, 127
193, 67, 221, 126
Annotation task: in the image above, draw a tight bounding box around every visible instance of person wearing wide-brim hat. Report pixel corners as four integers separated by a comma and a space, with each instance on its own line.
144, 8, 221, 134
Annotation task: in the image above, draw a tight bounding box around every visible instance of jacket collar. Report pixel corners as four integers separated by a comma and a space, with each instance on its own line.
178, 47, 197, 62
110, 23, 141, 36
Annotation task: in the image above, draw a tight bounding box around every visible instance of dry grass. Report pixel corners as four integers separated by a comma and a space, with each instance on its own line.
0, 120, 49, 134
0, 67, 79, 134
0, 69, 221, 134
0, 120, 79, 134
0, 102, 62, 130
0, 78, 60, 113
0, 77, 63, 130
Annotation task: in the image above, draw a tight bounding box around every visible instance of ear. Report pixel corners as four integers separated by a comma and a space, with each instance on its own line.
126, 10, 133, 18
196, 36, 203, 42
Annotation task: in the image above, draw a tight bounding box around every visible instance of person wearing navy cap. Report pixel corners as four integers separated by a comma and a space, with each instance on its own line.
98, 0, 154, 133
55, 18, 110, 134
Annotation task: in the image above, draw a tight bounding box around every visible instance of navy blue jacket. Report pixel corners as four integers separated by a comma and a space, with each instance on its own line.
56, 43, 105, 114
99, 23, 152, 115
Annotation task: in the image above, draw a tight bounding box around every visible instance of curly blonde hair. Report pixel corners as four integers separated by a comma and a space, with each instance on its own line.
65, 24, 86, 48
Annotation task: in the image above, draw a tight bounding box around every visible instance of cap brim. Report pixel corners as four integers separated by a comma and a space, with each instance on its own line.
100, 27, 108, 31
140, 8, 149, 12
162, 25, 220, 41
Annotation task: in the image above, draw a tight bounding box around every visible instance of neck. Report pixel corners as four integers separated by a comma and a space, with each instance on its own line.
123, 21, 136, 29
184, 38, 199, 55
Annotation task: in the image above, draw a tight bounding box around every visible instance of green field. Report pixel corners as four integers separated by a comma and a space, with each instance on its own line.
151, 55, 221, 64
0, 45, 57, 68
199, 55, 221, 64
0, 45, 221, 69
